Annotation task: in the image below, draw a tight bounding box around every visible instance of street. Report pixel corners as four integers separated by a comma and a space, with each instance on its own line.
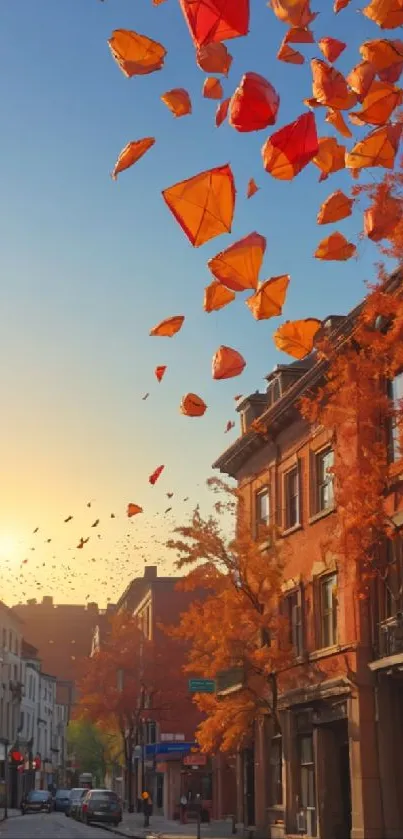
0, 813, 121, 839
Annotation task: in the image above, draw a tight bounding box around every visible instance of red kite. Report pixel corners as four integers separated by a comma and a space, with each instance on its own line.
216, 98, 230, 126
179, 0, 250, 49
155, 365, 167, 382
247, 178, 259, 198
262, 111, 319, 179
229, 72, 280, 132
149, 465, 165, 485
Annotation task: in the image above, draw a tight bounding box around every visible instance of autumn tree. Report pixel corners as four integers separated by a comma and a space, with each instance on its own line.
77, 611, 181, 812
300, 157, 403, 601
166, 478, 296, 754
67, 720, 108, 786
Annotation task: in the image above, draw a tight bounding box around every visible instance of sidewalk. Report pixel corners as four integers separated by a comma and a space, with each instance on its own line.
103, 813, 236, 839
0, 810, 21, 822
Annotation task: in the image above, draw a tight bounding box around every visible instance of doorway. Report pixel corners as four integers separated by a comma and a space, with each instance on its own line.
318, 718, 352, 839
243, 748, 255, 827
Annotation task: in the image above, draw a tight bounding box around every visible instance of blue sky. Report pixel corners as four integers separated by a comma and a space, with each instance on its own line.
0, 0, 390, 604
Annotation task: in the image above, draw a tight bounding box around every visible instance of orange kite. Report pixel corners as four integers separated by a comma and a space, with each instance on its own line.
203, 77, 224, 99
274, 318, 321, 359
284, 27, 314, 44
325, 109, 352, 139
111, 138, 155, 180
208, 232, 266, 291
334, 0, 351, 10
247, 178, 259, 198
311, 59, 356, 110
317, 190, 353, 224
204, 280, 235, 312
360, 39, 403, 76
155, 365, 167, 382
180, 393, 207, 416
345, 123, 403, 170
364, 192, 402, 241
346, 61, 375, 101
314, 232, 356, 260
313, 136, 346, 180
196, 42, 233, 75
212, 346, 246, 379
277, 42, 305, 64
108, 29, 167, 77
216, 98, 230, 126
179, 0, 250, 48
349, 81, 402, 126
245, 275, 290, 320
363, 0, 403, 29
127, 504, 143, 517
162, 164, 235, 246
262, 111, 319, 180
270, 0, 316, 27
161, 88, 192, 117
318, 37, 346, 63
150, 316, 185, 337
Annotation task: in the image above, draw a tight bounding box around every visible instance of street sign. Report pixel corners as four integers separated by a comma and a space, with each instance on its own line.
188, 678, 216, 693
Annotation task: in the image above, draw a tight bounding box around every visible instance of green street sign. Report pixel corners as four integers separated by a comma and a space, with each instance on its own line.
188, 679, 216, 694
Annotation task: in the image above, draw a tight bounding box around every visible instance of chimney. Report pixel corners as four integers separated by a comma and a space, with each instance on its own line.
27, 599, 37, 606
87, 602, 99, 614
144, 566, 158, 581
42, 596, 53, 606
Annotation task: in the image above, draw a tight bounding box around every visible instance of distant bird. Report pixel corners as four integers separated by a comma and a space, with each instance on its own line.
33, 527, 39, 534
164, 507, 172, 514
183, 497, 189, 502
142, 393, 150, 401
167, 492, 174, 499
225, 421, 235, 433
87, 501, 92, 508
91, 519, 100, 528
46, 538, 52, 543
77, 537, 89, 549
110, 513, 115, 518
64, 515, 73, 523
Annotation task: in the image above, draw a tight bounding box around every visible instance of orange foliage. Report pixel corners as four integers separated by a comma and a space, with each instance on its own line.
166, 479, 294, 751
300, 160, 403, 594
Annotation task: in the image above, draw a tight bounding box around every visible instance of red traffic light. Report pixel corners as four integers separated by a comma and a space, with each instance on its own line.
11, 750, 24, 764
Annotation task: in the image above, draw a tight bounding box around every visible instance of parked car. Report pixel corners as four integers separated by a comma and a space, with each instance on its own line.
80, 789, 122, 826
54, 789, 71, 812
65, 787, 86, 818
21, 790, 52, 815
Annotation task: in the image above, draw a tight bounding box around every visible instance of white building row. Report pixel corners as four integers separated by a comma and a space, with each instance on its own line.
0, 601, 69, 810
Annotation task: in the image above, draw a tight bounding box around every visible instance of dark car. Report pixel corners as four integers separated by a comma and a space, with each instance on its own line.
65, 787, 86, 818
21, 790, 52, 815
81, 789, 122, 826
54, 789, 71, 812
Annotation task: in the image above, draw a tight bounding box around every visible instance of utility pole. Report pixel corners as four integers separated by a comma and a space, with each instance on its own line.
196, 793, 201, 839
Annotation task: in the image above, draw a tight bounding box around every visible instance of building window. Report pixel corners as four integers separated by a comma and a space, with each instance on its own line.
388, 372, 403, 461
284, 589, 303, 657
284, 466, 300, 529
298, 734, 317, 836
316, 449, 334, 513
2, 628, 6, 648
255, 488, 270, 538
319, 573, 338, 648
269, 736, 283, 806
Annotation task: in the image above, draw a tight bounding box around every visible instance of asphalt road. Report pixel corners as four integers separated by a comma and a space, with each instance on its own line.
0, 812, 118, 838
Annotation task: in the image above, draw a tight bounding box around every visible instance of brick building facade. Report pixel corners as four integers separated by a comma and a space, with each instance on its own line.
212, 287, 403, 838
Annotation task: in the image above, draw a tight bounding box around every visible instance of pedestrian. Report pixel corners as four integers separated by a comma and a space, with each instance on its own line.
180, 794, 188, 824
142, 790, 152, 828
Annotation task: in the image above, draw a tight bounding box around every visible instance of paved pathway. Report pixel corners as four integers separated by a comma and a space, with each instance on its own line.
0, 811, 110, 838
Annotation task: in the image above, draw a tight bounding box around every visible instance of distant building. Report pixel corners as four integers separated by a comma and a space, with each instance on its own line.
13, 596, 114, 689
0, 601, 23, 810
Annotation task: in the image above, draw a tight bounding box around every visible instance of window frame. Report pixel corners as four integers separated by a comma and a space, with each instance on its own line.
318, 572, 338, 649
254, 487, 270, 539
283, 464, 301, 531
315, 448, 335, 515
387, 371, 403, 463
269, 735, 283, 807
283, 586, 304, 657
298, 733, 317, 836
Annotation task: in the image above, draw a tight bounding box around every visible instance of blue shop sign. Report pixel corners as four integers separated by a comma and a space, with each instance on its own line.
145, 741, 196, 757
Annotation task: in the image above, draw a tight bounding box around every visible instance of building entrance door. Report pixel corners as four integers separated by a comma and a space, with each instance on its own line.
243, 748, 255, 827
316, 718, 351, 839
